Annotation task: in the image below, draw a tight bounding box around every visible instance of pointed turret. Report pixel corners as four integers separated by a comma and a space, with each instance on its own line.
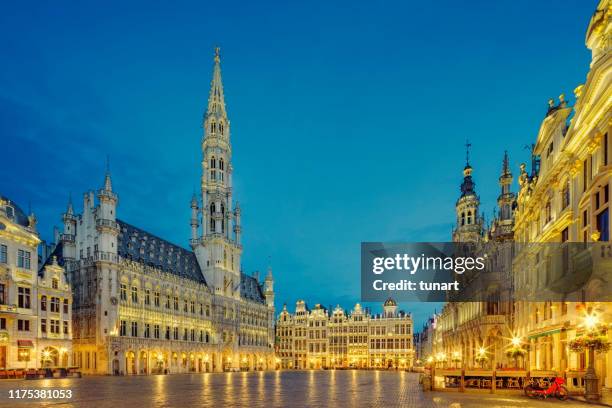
190, 192, 199, 246
66, 193, 74, 216
204, 47, 228, 124
264, 265, 274, 308
491, 151, 516, 241
453, 140, 484, 243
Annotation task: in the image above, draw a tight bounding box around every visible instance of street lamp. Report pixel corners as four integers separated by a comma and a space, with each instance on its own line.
583, 312, 601, 402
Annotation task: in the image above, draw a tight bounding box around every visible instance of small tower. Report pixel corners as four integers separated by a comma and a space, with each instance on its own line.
96, 164, 119, 257
383, 297, 397, 318
453, 141, 484, 243
190, 192, 199, 247
234, 201, 242, 246
491, 152, 516, 242
61, 195, 77, 261
264, 266, 274, 308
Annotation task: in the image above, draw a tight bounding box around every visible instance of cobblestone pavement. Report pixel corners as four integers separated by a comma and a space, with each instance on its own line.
0, 371, 598, 408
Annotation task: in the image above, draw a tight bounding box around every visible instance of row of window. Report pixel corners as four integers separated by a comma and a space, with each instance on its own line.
119, 284, 212, 315
118, 320, 211, 342
0, 246, 31, 269
41, 319, 69, 334
40, 296, 69, 314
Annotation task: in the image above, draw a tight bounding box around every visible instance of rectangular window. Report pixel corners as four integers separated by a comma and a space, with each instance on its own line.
120, 284, 127, 301
173, 327, 178, 340
605, 184, 609, 204
120, 320, 127, 336
63, 320, 69, 334
131, 287, 138, 303
17, 319, 30, 331
0, 318, 5, 330
154, 291, 160, 307
166, 296, 170, 309
165, 326, 170, 340
154, 324, 160, 339
597, 209, 609, 242
144, 323, 150, 338
50, 297, 60, 313
17, 249, 31, 269
18, 287, 31, 309
131, 321, 138, 337
41, 319, 47, 333
145, 289, 150, 305
174, 296, 179, 310
63, 299, 69, 314
0, 245, 6, 263
17, 349, 30, 362
50, 319, 59, 334
562, 183, 570, 210
561, 227, 569, 243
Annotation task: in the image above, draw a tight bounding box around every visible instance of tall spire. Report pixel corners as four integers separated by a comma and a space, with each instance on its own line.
465, 138, 472, 167
460, 141, 475, 197
66, 193, 74, 215
205, 47, 227, 121
501, 150, 510, 177
103, 155, 113, 191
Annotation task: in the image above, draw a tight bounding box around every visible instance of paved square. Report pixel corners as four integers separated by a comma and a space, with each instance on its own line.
0, 371, 594, 407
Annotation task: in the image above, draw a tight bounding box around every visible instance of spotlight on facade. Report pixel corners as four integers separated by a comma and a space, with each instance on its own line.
584, 313, 599, 331
511, 336, 521, 347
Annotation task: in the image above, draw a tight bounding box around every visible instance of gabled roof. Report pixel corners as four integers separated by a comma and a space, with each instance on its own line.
117, 219, 205, 284
240, 273, 265, 304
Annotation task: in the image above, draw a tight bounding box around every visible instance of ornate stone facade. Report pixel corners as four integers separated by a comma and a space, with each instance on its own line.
0, 196, 72, 370
513, 0, 611, 388
46, 50, 276, 375
276, 299, 413, 369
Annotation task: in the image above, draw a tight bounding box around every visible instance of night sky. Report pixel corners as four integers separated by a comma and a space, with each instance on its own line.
0, 0, 596, 328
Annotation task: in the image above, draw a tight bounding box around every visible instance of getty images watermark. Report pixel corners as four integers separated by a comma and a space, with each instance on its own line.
360, 242, 612, 302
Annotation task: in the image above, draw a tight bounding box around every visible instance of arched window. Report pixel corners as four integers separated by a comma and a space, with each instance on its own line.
219, 158, 225, 182
210, 157, 216, 169
461, 212, 465, 226
219, 122, 224, 135
467, 211, 472, 225
210, 122, 215, 134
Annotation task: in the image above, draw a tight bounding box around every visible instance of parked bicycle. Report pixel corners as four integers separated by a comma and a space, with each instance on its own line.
524, 377, 568, 400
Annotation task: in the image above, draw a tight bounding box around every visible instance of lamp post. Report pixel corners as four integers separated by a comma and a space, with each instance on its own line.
584, 313, 600, 402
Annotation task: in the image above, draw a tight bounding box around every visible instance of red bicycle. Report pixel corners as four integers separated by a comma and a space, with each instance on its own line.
524, 377, 569, 400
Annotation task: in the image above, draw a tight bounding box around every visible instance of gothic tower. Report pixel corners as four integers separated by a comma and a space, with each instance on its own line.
453, 142, 484, 243
490, 151, 516, 241
194, 48, 242, 299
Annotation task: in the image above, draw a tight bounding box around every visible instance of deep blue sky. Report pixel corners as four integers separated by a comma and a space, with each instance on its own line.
1, 0, 596, 328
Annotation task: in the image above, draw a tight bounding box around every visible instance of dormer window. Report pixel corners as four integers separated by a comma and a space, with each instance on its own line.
5, 206, 14, 219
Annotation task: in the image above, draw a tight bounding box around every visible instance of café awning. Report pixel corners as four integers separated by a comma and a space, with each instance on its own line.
17, 340, 34, 348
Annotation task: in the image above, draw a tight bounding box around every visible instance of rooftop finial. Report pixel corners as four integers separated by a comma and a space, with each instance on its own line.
502, 150, 510, 175
465, 139, 472, 166
214, 46, 220, 64
106, 154, 110, 174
